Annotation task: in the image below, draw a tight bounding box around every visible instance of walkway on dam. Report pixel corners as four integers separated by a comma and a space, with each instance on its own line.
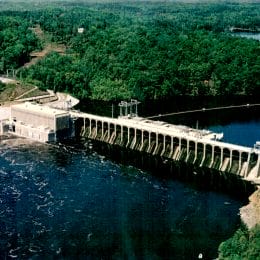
70, 110, 258, 155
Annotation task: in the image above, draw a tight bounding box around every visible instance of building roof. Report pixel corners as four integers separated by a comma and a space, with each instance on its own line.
11, 102, 69, 117
0, 106, 10, 120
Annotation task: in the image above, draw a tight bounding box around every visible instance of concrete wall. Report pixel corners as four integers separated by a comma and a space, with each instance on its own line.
14, 122, 55, 142
0, 119, 9, 135
56, 115, 70, 131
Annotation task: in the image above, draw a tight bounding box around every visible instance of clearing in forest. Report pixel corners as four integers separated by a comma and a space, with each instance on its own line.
24, 25, 66, 68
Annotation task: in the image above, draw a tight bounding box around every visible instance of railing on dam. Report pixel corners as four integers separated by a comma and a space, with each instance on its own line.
70, 111, 260, 185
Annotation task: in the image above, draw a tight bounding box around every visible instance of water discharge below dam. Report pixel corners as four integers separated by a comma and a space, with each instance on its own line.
0, 136, 252, 259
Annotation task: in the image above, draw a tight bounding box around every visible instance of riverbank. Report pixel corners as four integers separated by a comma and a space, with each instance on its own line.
240, 188, 260, 229
218, 187, 260, 259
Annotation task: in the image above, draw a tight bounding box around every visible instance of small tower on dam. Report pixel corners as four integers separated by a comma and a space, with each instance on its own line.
9, 102, 75, 142
119, 99, 140, 118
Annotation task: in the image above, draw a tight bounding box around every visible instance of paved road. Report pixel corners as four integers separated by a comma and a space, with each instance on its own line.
0, 77, 16, 84
46, 92, 79, 109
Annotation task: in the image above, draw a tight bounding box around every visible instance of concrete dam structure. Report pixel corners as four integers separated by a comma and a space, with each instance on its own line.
73, 112, 260, 185
1, 101, 259, 185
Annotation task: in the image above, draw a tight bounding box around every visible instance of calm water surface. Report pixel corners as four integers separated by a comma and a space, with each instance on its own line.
231, 32, 260, 41
0, 100, 259, 259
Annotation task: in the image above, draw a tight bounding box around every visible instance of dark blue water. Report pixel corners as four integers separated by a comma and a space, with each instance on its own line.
209, 120, 260, 147
0, 103, 259, 259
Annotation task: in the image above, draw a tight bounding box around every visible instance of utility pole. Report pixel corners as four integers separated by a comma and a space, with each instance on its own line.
6, 69, 15, 78
112, 103, 114, 118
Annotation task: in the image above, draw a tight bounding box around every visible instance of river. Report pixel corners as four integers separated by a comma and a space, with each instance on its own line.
231, 32, 260, 41
0, 98, 259, 259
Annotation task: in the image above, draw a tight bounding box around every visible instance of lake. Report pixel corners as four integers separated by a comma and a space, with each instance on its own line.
231, 32, 260, 41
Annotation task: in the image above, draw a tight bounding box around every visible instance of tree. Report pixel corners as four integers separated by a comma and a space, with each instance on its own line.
218, 225, 260, 260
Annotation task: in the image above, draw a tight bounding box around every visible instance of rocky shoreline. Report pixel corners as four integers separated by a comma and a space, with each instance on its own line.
240, 187, 260, 229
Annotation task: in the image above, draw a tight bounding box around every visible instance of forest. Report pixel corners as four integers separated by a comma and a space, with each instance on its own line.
0, 1, 259, 101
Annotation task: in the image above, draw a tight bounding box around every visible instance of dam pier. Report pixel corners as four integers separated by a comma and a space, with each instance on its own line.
1, 101, 260, 185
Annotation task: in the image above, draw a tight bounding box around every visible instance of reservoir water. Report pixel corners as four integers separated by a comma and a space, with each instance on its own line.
0, 99, 259, 259
231, 32, 260, 41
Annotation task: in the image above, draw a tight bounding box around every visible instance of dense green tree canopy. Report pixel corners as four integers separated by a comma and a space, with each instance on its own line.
218, 225, 260, 260
1, 1, 259, 100
0, 16, 41, 73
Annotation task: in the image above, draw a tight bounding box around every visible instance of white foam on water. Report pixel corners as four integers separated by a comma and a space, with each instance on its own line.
0, 150, 8, 157
6, 207, 13, 213
32, 220, 43, 227
9, 247, 21, 255
0, 169, 8, 175
10, 185, 22, 199
8, 254, 18, 258
29, 193, 45, 199
153, 184, 160, 190
16, 170, 28, 180
40, 200, 54, 208
74, 209, 82, 213
37, 181, 48, 191
47, 208, 54, 217
12, 162, 32, 166
46, 191, 54, 199
28, 245, 42, 253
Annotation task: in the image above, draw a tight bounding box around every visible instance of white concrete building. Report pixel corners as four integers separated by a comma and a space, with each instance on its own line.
10, 102, 73, 142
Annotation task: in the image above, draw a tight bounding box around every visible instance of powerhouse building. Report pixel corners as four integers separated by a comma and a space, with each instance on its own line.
10, 102, 74, 142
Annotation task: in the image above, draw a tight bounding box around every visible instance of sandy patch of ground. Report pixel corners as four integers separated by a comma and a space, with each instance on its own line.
240, 188, 260, 229
24, 25, 66, 68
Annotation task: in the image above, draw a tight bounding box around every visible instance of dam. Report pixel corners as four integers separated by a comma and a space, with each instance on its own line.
72, 110, 260, 184
1, 101, 260, 185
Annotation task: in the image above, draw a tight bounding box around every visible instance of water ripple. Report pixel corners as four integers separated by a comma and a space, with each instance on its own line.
0, 137, 245, 259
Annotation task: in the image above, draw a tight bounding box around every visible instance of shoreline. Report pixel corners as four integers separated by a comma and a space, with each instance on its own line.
240, 187, 260, 229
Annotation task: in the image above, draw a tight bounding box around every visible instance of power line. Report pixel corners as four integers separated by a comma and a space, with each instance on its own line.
146, 103, 260, 119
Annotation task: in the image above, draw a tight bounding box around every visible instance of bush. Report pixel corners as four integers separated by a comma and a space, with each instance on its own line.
218, 225, 260, 260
